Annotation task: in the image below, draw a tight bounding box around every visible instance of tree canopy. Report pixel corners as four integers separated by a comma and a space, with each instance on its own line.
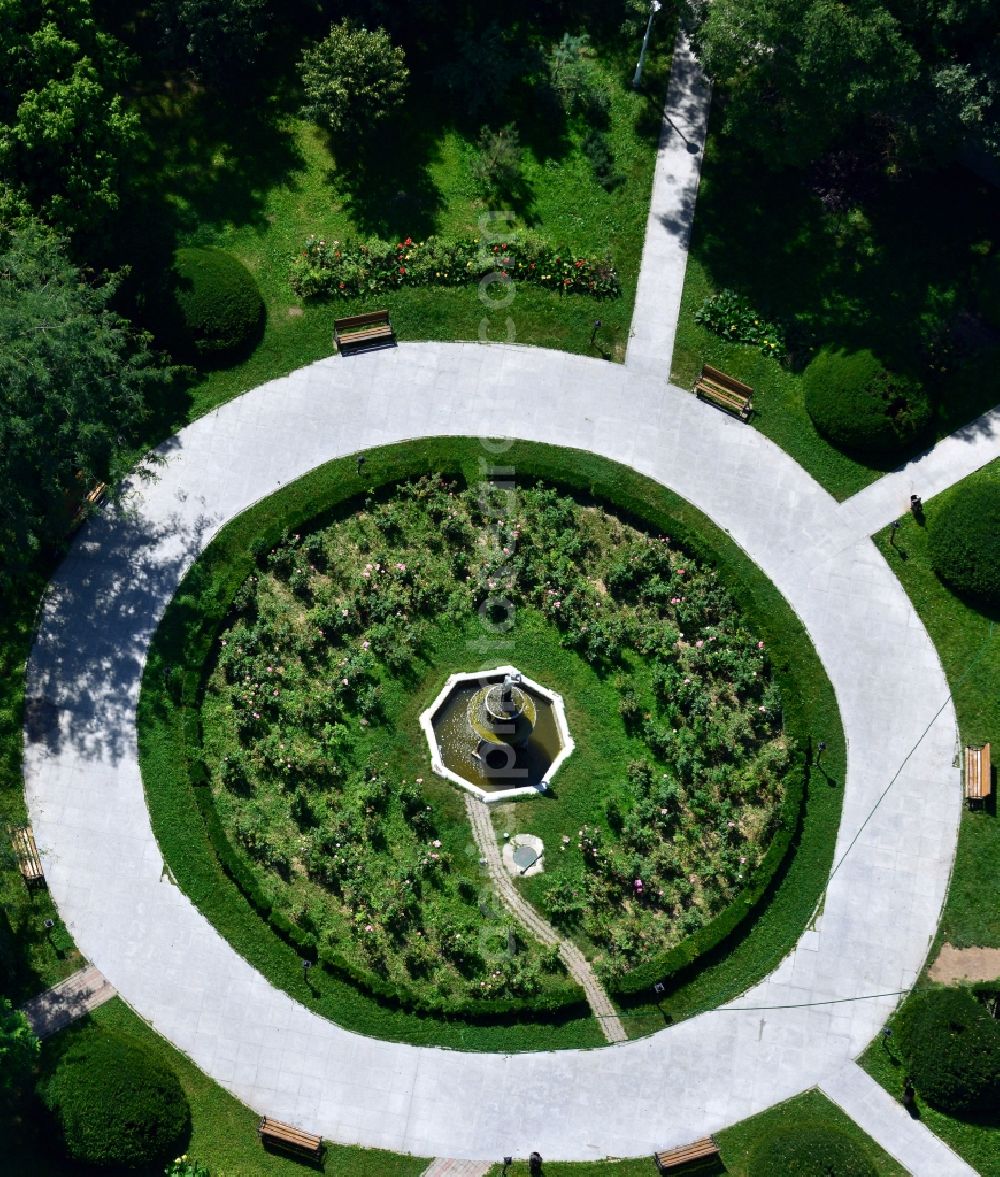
300, 19, 409, 139
0, 219, 171, 584
691, 0, 1000, 168
0, 0, 142, 235
0, 998, 39, 1111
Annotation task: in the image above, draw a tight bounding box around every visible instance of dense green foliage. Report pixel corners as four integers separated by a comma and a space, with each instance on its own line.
291, 233, 620, 300
928, 478, 1000, 603
471, 124, 525, 201
747, 1126, 877, 1176
39, 1031, 190, 1167
896, 988, 1000, 1115
0, 998, 38, 1110
300, 20, 409, 139
977, 253, 1000, 329
163, 247, 264, 361
139, 439, 844, 1048
693, 289, 785, 357
0, 0, 141, 236
203, 479, 789, 1001
692, 0, 1000, 169
0, 219, 170, 585
803, 348, 931, 459
153, 0, 270, 80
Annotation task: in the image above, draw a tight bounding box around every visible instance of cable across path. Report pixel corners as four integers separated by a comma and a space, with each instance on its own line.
23, 29, 1000, 1173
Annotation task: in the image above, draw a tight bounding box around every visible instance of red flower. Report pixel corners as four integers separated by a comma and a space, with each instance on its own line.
399, 266, 406, 274
404, 237, 413, 246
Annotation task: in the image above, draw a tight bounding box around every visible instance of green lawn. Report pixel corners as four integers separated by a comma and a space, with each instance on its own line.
671, 122, 1000, 502
860, 459, 1000, 1172
714, 1088, 909, 1177
124, 28, 674, 431
4, 997, 428, 1177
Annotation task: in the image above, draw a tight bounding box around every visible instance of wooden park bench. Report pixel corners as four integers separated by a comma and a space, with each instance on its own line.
334, 309, 394, 353
693, 364, 753, 421
964, 743, 991, 808
654, 1136, 720, 1173
258, 1116, 323, 1162
9, 825, 44, 886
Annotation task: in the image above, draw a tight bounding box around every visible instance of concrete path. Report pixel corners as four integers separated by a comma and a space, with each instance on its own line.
21, 964, 116, 1039
626, 28, 711, 376
836, 402, 1000, 538
421, 1159, 491, 1177
22, 342, 963, 1160
465, 796, 627, 1044
821, 1064, 978, 1176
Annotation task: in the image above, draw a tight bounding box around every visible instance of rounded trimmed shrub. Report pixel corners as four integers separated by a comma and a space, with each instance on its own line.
163, 247, 264, 362
748, 1127, 877, 1176
928, 478, 1000, 604
803, 348, 932, 459
897, 987, 1000, 1115
40, 1032, 191, 1168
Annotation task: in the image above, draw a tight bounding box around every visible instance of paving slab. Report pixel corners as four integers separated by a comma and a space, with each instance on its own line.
626, 29, 711, 376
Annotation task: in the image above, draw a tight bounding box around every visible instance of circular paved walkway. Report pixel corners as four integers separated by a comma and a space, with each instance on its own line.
24, 341, 964, 1161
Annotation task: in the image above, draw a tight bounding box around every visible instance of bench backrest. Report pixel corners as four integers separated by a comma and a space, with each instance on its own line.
965, 743, 991, 798
335, 310, 390, 330
701, 364, 753, 397
654, 1137, 719, 1170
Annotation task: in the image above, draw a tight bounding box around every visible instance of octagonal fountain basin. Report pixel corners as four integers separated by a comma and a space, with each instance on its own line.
419, 666, 574, 803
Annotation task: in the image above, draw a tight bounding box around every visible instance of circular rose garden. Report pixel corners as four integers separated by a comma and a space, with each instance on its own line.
198, 474, 793, 1009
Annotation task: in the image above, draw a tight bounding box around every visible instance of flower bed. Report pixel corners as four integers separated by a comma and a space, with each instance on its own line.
289, 232, 620, 300
693, 288, 785, 358
199, 477, 794, 1006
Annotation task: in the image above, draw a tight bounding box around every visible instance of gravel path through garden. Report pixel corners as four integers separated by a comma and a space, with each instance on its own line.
464, 795, 627, 1044
20, 27, 998, 1167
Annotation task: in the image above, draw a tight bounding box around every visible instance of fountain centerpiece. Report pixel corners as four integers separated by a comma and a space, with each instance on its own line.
420, 665, 574, 803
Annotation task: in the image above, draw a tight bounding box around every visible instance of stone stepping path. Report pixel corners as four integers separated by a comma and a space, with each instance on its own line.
421, 1159, 492, 1177
465, 795, 627, 1044
21, 964, 116, 1039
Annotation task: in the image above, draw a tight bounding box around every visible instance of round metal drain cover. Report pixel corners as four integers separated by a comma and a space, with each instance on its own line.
513, 844, 537, 870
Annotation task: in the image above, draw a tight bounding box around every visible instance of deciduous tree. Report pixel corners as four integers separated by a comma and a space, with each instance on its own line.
300, 20, 408, 139
0, 0, 142, 234
0, 219, 172, 584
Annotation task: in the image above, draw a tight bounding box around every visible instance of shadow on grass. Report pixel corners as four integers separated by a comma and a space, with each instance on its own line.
691, 129, 1000, 377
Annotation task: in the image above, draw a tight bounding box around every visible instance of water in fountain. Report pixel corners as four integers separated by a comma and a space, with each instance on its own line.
431, 670, 562, 792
